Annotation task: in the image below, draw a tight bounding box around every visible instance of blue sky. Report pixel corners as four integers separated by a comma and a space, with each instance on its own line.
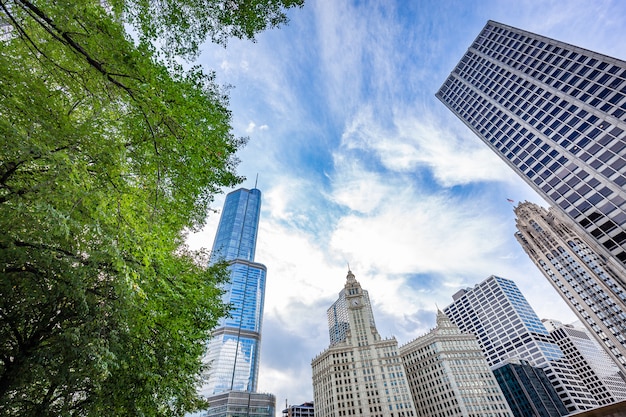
186, 0, 626, 411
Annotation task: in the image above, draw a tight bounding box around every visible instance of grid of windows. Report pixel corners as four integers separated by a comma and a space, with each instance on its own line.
436, 20, 626, 266
312, 272, 415, 417
515, 202, 626, 379
399, 312, 513, 417
548, 323, 626, 405
492, 360, 568, 417
205, 391, 275, 417
444, 276, 597, 413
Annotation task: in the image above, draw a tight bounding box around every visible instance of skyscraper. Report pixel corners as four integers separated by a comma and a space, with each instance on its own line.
311, 270, 415, 417
399, 310, 513, 417
327, 275, 376, 346
444, 275, 597, 413
200, 187, 273, 417
491, 359, 568, 417
543, 319, 626, 405
514, 201, 626, 375
436, 20, 626, 269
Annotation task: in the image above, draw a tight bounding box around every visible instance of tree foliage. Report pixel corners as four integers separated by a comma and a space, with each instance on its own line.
0, 0, 302, 415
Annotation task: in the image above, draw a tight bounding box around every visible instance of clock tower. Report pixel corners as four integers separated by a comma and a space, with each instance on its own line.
327, 270, 379, 346
312, 270, 415, 417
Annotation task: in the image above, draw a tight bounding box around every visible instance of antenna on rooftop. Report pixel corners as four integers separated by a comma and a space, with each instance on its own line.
254, 173, 259, 189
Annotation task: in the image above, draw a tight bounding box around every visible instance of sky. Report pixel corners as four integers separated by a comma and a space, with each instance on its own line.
185, 0, 626, 412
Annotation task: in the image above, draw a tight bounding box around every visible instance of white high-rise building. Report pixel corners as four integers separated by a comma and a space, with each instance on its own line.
514, 201, 626, 375
543, 319, 626, 405
444, 275, 597, 413
399, 310, 513, 417
311, 271, 415, 417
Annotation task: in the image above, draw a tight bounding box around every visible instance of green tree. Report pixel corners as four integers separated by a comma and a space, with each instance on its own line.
0, 0, 302, 415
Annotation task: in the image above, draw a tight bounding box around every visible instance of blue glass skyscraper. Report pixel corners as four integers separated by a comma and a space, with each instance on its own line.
201, 187, 267, 397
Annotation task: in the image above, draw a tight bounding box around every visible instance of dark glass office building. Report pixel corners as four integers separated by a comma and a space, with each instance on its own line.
199, 188, 270, 415
492, 359, 568, 417
437, 21, 626, 270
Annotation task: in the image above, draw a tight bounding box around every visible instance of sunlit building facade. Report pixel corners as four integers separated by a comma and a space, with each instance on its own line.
327, 278, 376, 346
514, 202, 626, 376
200, 187, 271, 417
399, 310, 513, 417
543, 319, 626, 405
311, 271, 415, 417
436, 20, 626, 270
444, 275, 597, 413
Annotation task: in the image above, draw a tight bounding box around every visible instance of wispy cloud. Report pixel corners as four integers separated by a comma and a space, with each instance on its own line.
340, 105, 517, 186
188, 0, 626, 410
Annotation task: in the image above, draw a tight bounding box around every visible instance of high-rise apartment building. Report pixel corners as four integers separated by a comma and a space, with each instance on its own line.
311, 271, 415, 417
514, 201, 626, 375
444, 275, 597, 413
543, 319, 626, 405
436, 20, 626, 269
399, 310, 513, 417
199, 187, 273, 417
491, 359, 568, 417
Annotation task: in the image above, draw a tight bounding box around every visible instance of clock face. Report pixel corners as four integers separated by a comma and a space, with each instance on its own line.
351, 299, 359, 306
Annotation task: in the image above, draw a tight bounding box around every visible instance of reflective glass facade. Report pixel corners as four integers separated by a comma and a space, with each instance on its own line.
444, 276, 597, 413
204, 391, 275, 417
202, 188, 267, 398
492, 360, 568, 417
211, 188, 261, 263
515, 202, 626, 377
437, 20, 626, 268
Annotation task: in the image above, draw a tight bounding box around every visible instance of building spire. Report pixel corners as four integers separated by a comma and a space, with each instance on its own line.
346, 269, 356, 283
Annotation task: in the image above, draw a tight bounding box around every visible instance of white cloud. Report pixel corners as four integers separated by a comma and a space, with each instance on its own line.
341, 105, 517, 187
329, 189, 509, 277
186, 1, 626, 411
220, 59, 232, 72
328, 155, 392, 214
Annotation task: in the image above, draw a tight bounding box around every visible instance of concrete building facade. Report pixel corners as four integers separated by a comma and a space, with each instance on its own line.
311, 271, 415, 417
399, 310, 513, 417
515, 201, 626, 375
437, 20, 626, 270
444, 275, 597, 413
